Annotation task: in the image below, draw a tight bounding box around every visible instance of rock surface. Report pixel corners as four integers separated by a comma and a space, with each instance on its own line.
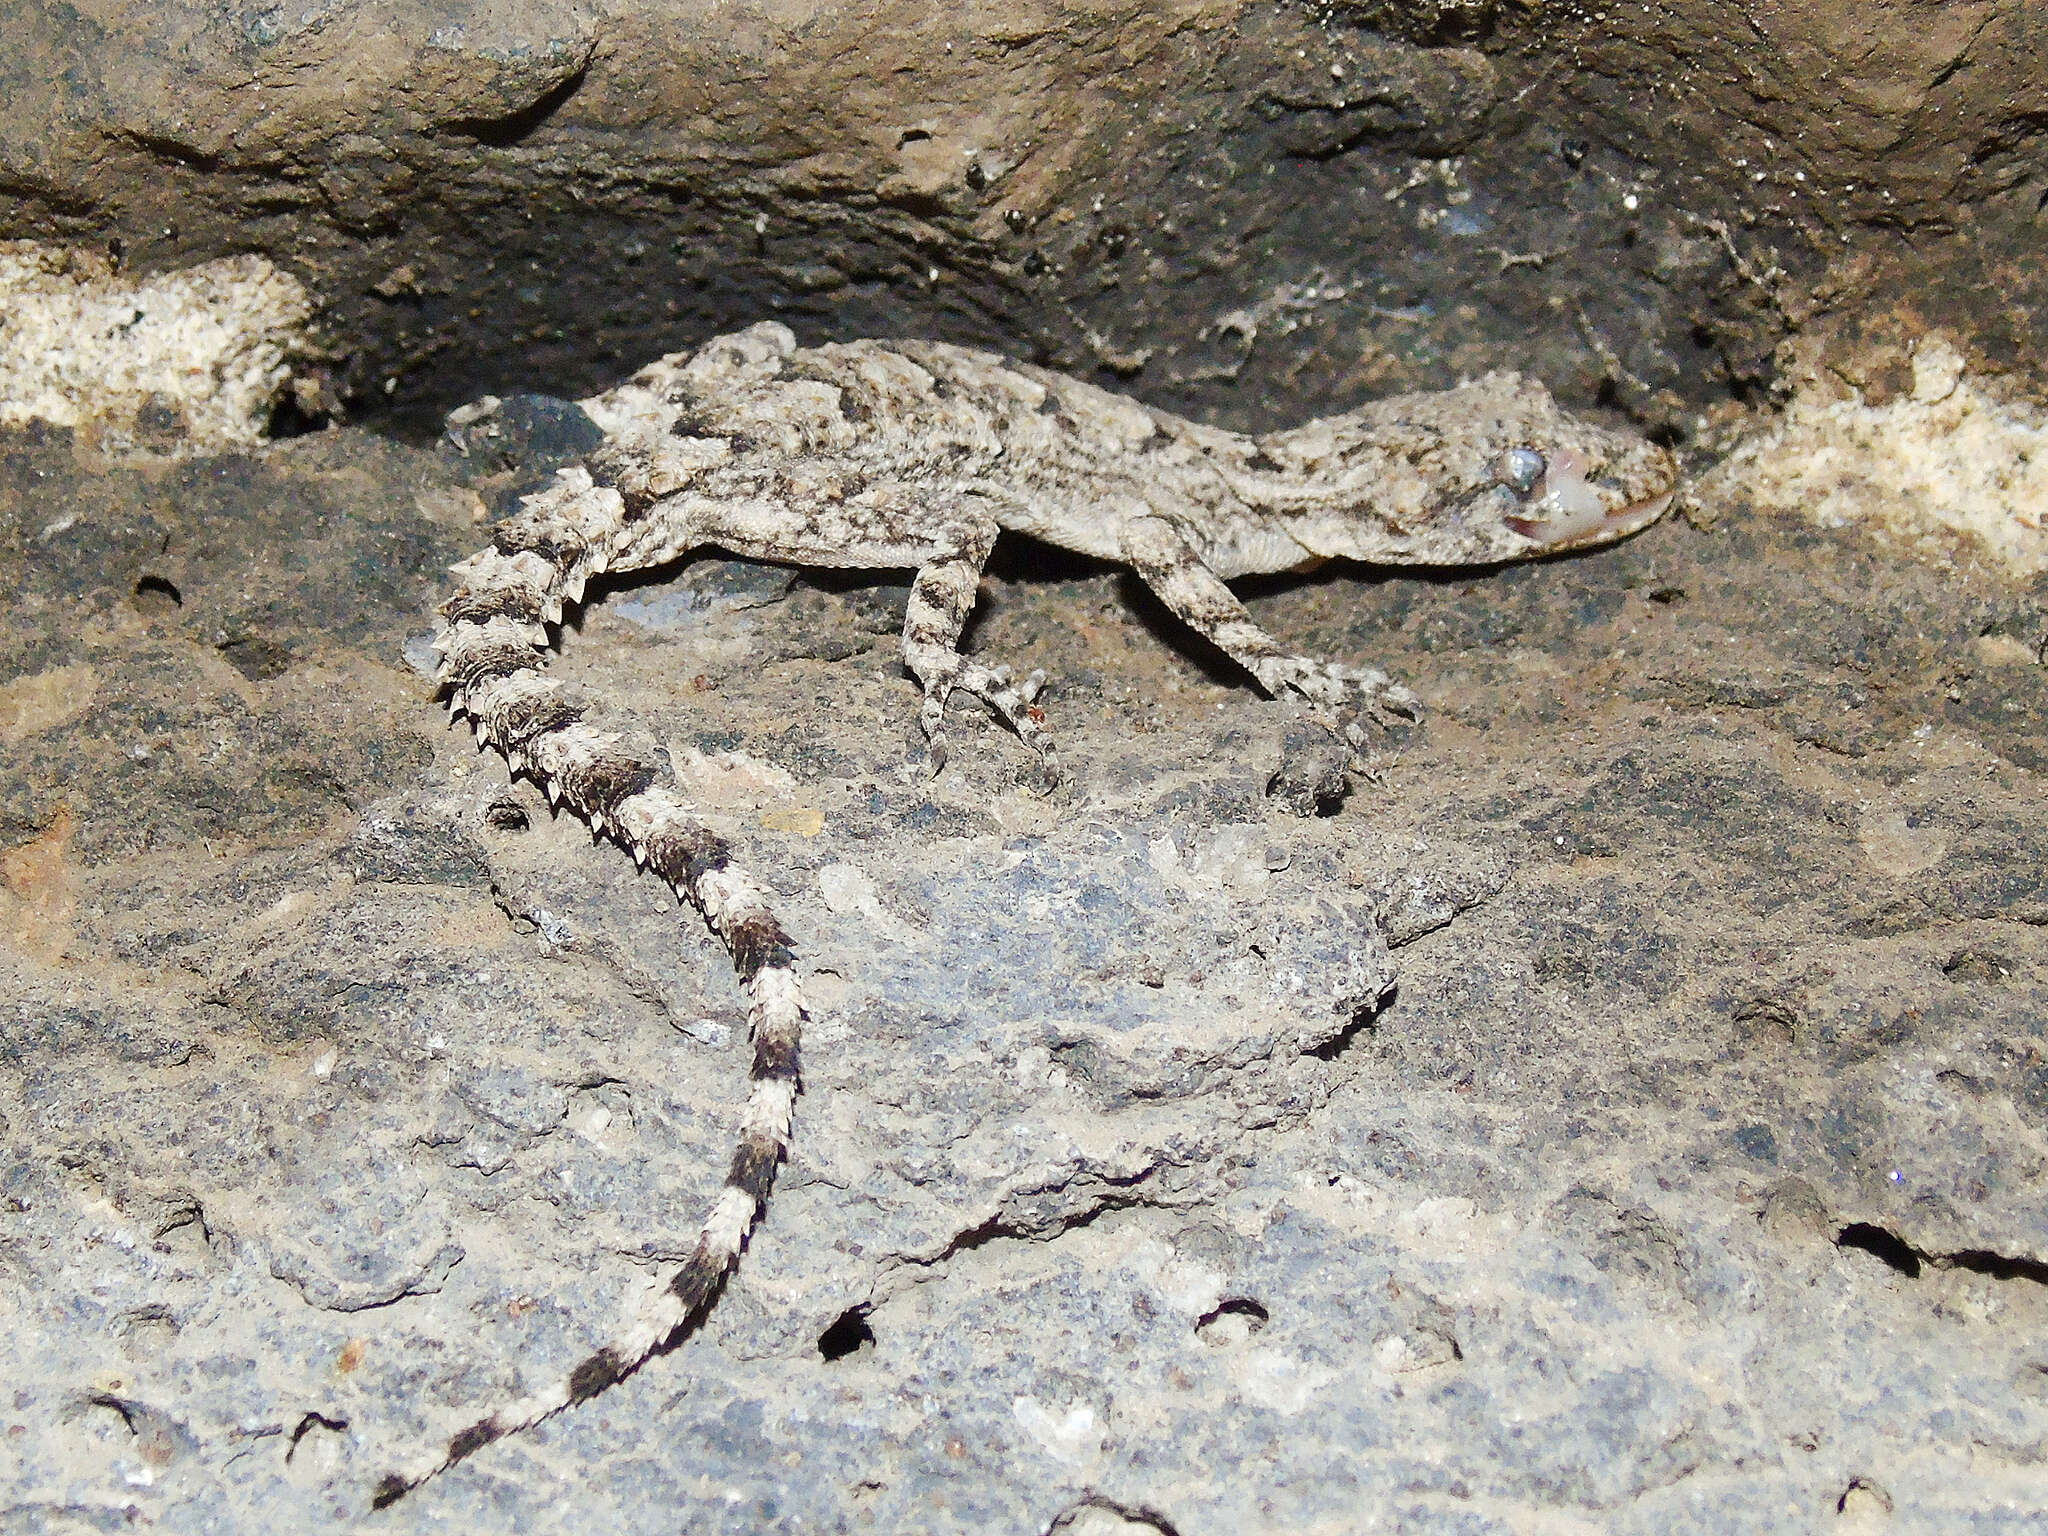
0, 242, 315, 456
3, 389, 2046, 1530
2, 0, 2043, 437
2, 4, 2047, 1526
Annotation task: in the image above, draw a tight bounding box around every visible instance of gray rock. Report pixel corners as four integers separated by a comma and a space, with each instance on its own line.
4, 376, 2047, 1533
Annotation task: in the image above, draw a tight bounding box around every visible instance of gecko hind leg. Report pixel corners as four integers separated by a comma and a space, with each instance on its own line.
900, 509, 1059, 787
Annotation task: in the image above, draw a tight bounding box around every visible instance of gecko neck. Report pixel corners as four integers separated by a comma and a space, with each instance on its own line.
1208, 418, 1439, 567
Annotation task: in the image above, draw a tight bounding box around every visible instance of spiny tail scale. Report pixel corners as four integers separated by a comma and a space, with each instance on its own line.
371, 466, 806, 1508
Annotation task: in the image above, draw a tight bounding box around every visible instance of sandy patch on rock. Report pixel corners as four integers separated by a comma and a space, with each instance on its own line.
1719, 335, 2048, 575
0, 241, 316, 456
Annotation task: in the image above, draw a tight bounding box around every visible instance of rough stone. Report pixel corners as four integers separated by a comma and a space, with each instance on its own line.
2, 10, 2046, 1521
2, 1, 2041, 443
3, 374, 2045, 1529
0, 241, 315, 455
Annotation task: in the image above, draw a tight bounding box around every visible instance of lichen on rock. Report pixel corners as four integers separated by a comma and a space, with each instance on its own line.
0, 241, 316, 456
1718, 334, 2048, 575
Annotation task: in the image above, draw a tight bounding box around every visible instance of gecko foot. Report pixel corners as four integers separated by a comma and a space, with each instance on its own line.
1253, 656, 1422, 725
915, 661, 1060, 789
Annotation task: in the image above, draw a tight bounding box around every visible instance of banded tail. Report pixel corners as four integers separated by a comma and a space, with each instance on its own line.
372, 465, 807, 1508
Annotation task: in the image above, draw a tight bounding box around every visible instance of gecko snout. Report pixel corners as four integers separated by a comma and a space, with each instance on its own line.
1504, 444, 1676, 550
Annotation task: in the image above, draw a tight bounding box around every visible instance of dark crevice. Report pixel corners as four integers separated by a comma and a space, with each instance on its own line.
1050, 1495, 1184, 1535
1305, 1013, 1376, 1062
1946, 1248, 2048, 1285
1280, 125, 1387, 166
1835, 1222, 2048, 1286
286, 1411, 348, 1461
0, 172, 98, 216
1836, 1477, 1893, 1516
910, 1187, 1166, 1273
133, 573, 182, 610
1836, 1222, 1920, 1277
445, 62, 590, 148
87, 1394, 144, 1434
921, 1211, 1012, 1263
1305, 987, 1396, 1062
153, 1199, 211, 1246
116, 131, 222, 172
818, 1306, 875, 1361
268, 393, 331, 439
1193, 1296, 1270, 1337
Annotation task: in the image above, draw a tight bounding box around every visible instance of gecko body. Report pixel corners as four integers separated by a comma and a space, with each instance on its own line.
383, 322, 1676, 1504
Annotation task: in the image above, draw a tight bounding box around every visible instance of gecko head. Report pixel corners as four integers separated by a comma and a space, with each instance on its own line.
1284, 372, 1678, 566
1262, 373, 1677, 566
1442, 374, 1678, 560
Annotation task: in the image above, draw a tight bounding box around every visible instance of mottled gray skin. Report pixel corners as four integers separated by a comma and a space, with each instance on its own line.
403, 322, 1676, 1507
581, 327, 1674, 576
558, 323, 1674, 767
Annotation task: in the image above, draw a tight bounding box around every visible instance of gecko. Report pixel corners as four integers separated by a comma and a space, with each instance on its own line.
379, 321, 1676, 1505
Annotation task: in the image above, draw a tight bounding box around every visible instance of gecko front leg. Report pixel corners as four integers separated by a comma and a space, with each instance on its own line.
671, 484, 1057, 784
901, 500, 1057, 785
1121, 515, 1422, 723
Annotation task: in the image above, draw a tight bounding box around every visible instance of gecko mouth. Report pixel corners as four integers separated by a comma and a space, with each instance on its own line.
1503, 448, 1674, 549
1607, 488, 1673, 534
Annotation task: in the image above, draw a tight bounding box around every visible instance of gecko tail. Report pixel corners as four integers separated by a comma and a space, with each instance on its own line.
369, 976, 796, 1506
379, 500, 806, 1510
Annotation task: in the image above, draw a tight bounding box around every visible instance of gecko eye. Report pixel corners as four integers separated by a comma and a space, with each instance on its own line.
1498, 447, 1546, 495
